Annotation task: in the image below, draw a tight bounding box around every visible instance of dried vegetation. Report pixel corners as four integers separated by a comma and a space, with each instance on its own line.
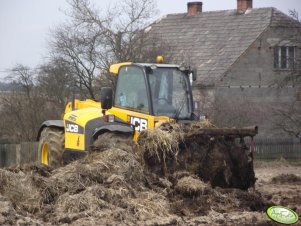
0, 123, 286, 225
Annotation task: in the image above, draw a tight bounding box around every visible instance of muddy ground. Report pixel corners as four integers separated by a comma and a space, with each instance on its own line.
254, 160, 301, 225
0, 127, 300, 226
0, 157, 300, 225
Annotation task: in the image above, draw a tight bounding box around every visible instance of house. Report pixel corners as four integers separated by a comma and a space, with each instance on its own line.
145, 0, 301, 137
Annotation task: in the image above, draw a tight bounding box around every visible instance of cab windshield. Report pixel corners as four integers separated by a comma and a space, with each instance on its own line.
148, 67, 191, 119
114, 65, 192, 119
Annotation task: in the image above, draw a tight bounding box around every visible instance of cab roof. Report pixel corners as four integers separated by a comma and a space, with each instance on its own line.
109, 62, 180, 74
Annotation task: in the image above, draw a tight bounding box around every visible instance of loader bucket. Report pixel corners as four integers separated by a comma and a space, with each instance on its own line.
138, 123, 258, 190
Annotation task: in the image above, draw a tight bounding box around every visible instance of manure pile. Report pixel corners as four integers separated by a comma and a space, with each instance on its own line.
138, 122, 256, 189
0, 123, 272, 225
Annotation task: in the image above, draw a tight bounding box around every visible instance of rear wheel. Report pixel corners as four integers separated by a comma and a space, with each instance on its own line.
38, 127, 64, 168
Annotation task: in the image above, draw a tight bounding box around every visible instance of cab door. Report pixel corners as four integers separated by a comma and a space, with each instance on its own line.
108, 65, 154, 140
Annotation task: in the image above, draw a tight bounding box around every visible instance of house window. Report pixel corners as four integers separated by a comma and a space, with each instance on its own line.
274, 46, 295, 69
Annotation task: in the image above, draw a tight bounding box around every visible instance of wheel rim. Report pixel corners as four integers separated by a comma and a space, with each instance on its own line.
41, 143, 49, 165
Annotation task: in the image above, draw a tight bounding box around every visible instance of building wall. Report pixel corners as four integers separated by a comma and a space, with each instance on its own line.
213, 26, 301, 137
221, 27, 301, 87
192, 87, 215, 116
192, 26, 300, 137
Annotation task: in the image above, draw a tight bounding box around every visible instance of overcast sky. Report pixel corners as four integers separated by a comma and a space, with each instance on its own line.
0, 0, 300, 75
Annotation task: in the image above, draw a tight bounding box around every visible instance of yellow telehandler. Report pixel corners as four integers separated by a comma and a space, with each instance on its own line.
37, 58, 258, 189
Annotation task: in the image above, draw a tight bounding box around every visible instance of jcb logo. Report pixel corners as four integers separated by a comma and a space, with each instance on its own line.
130, 117, 148, 132
66, 124, 79, 133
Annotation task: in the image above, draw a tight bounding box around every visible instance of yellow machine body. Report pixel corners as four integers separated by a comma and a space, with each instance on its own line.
38, 61, 191, 156
64, 103, 102, 151
61, 62, 181, 153
63, 99, 172, 152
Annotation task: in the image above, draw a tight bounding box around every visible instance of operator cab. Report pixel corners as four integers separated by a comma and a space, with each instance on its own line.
112, 62, 195, 120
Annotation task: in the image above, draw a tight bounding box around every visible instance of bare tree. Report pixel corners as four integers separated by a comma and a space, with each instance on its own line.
0, 61, 76, 143
211, 95, 265, 128
289, 9, 299, 21
0, 65, 48, 142
8, 64, 35, 99
49, 0, 159, 99
50, 24, 104, 99
37, 58, 74, 111
0, 0, 166, 143
273, 101, 301, 138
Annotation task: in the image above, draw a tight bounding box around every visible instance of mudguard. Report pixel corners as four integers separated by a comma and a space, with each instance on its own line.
37, 120, 64, 141
92, 123, 134, 140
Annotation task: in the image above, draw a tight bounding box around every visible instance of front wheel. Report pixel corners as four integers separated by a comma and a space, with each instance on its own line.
38, 127, 65, 168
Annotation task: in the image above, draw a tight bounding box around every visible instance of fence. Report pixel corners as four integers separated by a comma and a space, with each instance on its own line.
0, 142, 39, 167
245, 138, 301, 160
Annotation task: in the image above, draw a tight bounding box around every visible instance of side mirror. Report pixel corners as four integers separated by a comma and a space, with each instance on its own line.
100, 87, 113, 110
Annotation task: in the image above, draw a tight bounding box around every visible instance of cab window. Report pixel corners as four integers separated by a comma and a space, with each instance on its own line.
114, 66, 149, 113
148, 68, 190, 119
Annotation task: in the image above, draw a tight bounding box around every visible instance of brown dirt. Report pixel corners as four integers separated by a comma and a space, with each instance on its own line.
138, 122, 255, 189
255, 160, 301, 222
271, 174, 301, 184
0, 129, 300, 225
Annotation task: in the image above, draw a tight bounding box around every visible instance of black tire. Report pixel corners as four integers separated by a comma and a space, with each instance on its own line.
38, 127, 65, 168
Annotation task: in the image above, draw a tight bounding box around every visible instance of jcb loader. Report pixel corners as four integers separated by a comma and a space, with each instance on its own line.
37, 59, 258, 189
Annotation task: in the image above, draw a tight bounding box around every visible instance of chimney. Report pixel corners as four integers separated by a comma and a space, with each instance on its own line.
237, 0, 252, 13
187, 2, 202, 16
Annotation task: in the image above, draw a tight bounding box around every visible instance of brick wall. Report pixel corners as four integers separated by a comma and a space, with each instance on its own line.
221, 27, 301, 86
193, 26, 301, 138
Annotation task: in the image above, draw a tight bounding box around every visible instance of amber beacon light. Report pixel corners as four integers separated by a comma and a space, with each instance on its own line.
156, 55, 164, 63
